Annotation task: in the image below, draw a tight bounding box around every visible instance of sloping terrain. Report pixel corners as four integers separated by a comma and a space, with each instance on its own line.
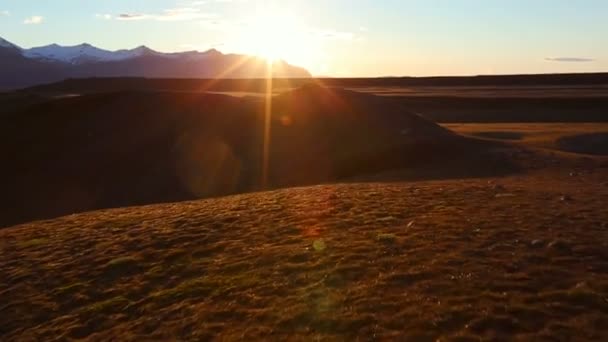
1, 85, 507, 228
2, 165, 608, 341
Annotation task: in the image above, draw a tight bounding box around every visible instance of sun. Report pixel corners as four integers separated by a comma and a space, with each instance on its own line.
246, 13, 291, 61
235, 8, 321, 68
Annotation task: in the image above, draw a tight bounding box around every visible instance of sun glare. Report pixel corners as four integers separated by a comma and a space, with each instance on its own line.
236, 8, 320, 68
247, 13, 289, 61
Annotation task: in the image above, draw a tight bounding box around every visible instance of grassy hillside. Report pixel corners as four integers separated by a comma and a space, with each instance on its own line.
2, 166, 608, 340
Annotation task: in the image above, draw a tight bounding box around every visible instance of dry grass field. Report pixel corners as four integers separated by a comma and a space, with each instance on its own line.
2, 122, 608, 341
446, 123, 608, 155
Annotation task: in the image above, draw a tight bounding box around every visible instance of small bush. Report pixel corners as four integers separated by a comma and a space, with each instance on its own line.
376, 233, 397, 244
105, 256, 139, 268
103, 256, 142, 278
83, 296, 130, 314
19, 238, 48, 248
55, 282, 87, 295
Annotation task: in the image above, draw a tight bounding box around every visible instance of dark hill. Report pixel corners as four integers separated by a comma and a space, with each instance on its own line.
0, 86, 514, 227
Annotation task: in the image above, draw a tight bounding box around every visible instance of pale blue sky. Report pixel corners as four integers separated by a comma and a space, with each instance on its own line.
1, 0, 607, 76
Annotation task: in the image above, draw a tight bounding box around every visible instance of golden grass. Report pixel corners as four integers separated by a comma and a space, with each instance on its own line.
2, 162, 608, 340
18, 238, 49, 248
444, 123, 608, 151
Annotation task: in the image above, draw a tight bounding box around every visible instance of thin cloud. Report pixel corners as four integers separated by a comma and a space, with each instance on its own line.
160, 7, 216, 21
117, 13, 148, 21
310, 28, 355, 41
1, 10, 9, 16
113, 7, 216, 22
545, 57, 595, 62
95, 13, 112, 20
198, 18, 238, 31
189, 0, 245, 4
23, 16, 43, 24
179, 42, 224, 51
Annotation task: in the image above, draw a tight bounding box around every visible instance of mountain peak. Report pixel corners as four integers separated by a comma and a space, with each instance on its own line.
134, 45, 152, 51
0, 36, 22, 51
203, 48, 223, 56
130, 45, 160, 56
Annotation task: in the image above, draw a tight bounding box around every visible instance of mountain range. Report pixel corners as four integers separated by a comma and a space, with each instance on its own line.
0, 37, 311, 90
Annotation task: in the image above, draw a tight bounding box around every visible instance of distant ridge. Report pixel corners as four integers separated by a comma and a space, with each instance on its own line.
21, 73, 608, 95
0, 36, 311, 90
319, 72, 608, 87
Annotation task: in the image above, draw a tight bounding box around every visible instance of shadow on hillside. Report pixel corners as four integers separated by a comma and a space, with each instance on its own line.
0, 86, 523, 228
556, 133, 608, 156
343, 136, 523, 183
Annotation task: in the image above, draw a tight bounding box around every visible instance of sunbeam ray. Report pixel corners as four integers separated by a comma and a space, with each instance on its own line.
261, 60, 273, 188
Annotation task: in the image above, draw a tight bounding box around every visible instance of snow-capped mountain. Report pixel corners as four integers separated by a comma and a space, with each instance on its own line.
18, 41, 245, 65
21, 43, 180, 64
0, 36, 311, 90
24, 43, 129, 64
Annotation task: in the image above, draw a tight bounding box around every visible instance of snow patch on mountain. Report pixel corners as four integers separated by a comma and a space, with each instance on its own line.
19, 42, 224, 64
1, 36, 231, 64
22, 43, 165, 64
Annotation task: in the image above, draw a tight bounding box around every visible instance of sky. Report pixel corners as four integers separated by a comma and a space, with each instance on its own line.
0, 0, 607, 77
